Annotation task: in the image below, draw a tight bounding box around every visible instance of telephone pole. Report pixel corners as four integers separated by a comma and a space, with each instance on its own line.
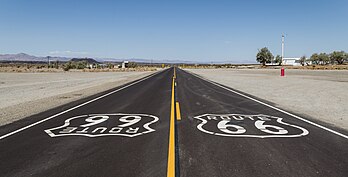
47, 56, 51, 68
281, 34, 285, 65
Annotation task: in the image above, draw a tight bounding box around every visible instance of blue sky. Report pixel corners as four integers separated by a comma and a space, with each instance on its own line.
0, 0, 347, 63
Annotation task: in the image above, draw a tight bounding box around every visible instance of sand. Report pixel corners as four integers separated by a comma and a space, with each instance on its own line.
0, 71, 155, 126
186, 68, 348, 130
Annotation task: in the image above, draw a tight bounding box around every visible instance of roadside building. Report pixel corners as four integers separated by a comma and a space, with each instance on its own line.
121, 61, 129, 68
282, 58, 301, 66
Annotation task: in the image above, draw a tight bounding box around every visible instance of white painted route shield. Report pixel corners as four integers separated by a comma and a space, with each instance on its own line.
194, 114, 309, 138
45, 113, 159, 138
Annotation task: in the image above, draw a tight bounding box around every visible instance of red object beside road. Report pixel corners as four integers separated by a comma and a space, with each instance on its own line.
281, 68, 285, 76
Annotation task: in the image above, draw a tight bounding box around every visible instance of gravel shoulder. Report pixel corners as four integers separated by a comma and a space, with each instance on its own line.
0, 71, 156, 126
187, 68, 348, 130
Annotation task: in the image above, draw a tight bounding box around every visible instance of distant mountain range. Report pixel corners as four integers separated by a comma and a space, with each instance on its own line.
102, 58, 197, 64
0, 53, 70, 62
0, 53, 197, 64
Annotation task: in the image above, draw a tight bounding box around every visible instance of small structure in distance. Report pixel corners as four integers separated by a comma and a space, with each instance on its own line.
121, 61, 129, 68
282, 57, 301, 66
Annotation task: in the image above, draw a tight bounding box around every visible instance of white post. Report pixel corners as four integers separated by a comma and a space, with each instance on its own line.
281, 34, 285, 65
47, 56, 50, 68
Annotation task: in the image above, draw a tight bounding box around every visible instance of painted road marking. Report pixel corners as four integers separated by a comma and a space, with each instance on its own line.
0, 70, 165, 140
167, 77, 176, 177
45, 113, 159, 138
194, 114, 309, 138
187, 70, 348, 139
173, 67, 176, 79
176, 102, 181, 121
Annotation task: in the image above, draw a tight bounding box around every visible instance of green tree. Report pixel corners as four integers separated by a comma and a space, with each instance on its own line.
54, 60, 59, 69
107, 63, 114, 69
318, 53, 330, 65
299, 56, 306, 66
310, 53, 319, 65
274, 55, 282, 65
256, 47, 274, 66
330, 51, 346, 64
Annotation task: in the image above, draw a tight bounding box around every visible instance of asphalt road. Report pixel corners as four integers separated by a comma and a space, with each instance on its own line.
0, 67, 347, 177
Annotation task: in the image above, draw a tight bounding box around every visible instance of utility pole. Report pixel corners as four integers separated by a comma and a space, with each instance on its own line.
281, 34, 285, 65
47, 56, 51, 68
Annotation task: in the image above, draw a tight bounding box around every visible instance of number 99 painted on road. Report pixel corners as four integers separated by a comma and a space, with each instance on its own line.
194, 114, 309, 138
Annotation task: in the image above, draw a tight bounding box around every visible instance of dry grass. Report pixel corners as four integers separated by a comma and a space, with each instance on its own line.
286, 65, 348, 70
182, 64, 348, 70
0, 65, 158, 73
81, 67, 157, 72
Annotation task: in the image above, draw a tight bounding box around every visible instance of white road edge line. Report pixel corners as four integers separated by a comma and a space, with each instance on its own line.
0, 69, 166, 140
186, 70, 348, 139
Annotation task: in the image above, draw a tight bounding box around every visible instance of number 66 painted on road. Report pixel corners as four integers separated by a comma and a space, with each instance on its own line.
45, 114, 159, 138
194, 114, 309, 138
218, 120, 288, 135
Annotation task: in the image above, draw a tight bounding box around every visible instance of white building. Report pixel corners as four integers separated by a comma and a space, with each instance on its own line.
121, 61, 129, 68
282, 58, 301, 66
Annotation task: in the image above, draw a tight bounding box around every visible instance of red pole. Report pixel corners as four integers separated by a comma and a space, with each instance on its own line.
281, 68, 285, 76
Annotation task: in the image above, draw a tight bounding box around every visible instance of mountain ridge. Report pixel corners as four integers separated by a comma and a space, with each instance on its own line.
0, 53, 70, 62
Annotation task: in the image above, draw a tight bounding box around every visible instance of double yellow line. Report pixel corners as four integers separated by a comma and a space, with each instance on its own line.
167, 67, 181, 177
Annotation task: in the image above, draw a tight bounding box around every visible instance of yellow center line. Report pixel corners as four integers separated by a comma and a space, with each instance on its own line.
176, 102, 181, 121
174, 68, 176, 78
167, 76, 175, 177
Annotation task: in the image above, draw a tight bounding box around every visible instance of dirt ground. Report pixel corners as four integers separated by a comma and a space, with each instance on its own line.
187, 68, 348, 130
0, 71, 156, 126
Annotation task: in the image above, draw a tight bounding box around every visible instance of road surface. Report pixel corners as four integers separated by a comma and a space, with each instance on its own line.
0, 67, 347, 177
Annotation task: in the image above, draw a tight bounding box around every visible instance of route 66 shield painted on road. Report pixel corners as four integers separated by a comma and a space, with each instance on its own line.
194, 114, 309, 138
45, 113, 159, 138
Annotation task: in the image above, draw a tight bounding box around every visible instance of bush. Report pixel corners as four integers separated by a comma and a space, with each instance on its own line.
128, 62, 137, 68
76, 61, 87, 69
63, 62, 74, 71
